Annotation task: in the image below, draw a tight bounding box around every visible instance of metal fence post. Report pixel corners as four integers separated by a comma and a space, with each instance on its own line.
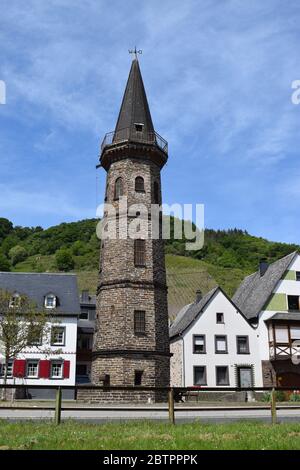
55, 386, 62, 425
168, 388, 175, 425
271, 388, 277, 425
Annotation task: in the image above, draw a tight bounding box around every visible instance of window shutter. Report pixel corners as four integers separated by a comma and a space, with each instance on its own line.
63, 360, 70, 379
13, 359, 26, 378
39, 360, 50, 379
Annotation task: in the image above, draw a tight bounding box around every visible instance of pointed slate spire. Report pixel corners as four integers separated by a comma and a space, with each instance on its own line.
114, 59, 154, 141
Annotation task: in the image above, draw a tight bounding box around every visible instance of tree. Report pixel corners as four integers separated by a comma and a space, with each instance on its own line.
55, 249, 75, 271
8, 245, 27, 266
0, 218, 13, 241
0, 254, 10, 272
0, 290, 57, 400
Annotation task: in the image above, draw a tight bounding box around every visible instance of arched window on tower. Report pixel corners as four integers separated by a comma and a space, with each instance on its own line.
134, 239, 146, 267
153, 181, 160, 204
114, 177, 123, 200
135, 176, 145, 192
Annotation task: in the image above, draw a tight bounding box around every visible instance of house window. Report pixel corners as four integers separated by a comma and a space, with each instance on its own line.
296, 272, 300, 281
193, 335, 206, 354
135, 176, 145, 192
193, 366, 207, 386
51, 361, 63, 379
26, 360, 39, 378
288, 295, 300, 311
9, 293, 20, 308
134, 239, 146, 266
45, 294, 56, 309
114, 177, 123, 200
0, 361, 13, 377
51, 327, 65, 346
153, 181, 159, 204
216, 366, 229, 386
215, 335, 228, 354
79, 310, 89, 320
28, 325, 43, 346
237, 336, 250, 354
275, 325, 289, 343
216, 312, 224, 324
290, 327, 300, 340
134, 123, 144, 132
134, 370, 143, 386
134, 310, 146, 335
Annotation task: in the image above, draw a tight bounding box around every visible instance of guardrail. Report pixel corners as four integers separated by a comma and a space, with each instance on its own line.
1, 384, 300, 425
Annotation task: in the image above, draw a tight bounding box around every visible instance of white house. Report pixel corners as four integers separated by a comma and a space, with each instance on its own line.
0, 272, 80, 399
233, 252, 300, 387
170, 286, 261, 388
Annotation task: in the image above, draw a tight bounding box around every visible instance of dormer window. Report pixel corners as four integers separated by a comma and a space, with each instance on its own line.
134, 123, 144, 132
45, 294, 57, 309
9, 293, 21, 308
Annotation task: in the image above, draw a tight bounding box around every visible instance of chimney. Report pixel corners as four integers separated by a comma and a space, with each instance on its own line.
259, 259, 269, 277
195, 290, 202, 303
81, 290, 89, 302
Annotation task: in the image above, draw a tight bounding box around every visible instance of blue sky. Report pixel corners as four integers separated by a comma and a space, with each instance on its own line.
1, 0, 300, 243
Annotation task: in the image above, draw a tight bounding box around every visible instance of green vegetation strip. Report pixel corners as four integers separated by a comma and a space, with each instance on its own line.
1, 420, 300, 450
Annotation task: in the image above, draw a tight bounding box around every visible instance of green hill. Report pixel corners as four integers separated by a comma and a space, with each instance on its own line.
0, 217, 298, 318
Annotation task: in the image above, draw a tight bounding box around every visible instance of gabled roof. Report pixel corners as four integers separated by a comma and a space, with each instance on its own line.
114, 59, 154, 137
169, 287, 219, 339
0, 272, 80, 316
232, 252, 298, 320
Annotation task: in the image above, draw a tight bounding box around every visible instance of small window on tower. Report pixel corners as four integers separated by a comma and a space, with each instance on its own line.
134, 239, 146, 267
134, 370, 143, 386
135, 176, 145, 192
134, 310, 146, 334
135, 123, 144, 132
114, 177, 123, 200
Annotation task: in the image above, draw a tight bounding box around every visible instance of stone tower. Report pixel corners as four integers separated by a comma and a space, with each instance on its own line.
91, 58, 170, 401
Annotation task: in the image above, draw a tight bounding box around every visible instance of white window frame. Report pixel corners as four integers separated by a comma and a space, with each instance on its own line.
26, 360, 39, 378
51, 326, 65, 346
51, 361, 63, 379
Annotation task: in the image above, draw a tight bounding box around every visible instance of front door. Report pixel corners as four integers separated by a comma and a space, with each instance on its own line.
238, 367, 253, 388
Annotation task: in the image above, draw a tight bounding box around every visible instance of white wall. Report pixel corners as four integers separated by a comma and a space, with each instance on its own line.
181, 290, 261, 387
0, 316, 77, 386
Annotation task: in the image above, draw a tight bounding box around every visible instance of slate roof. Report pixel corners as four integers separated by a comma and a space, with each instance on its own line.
232, 252, 298, 321
0, 272, 80, 315
114, 59, 154, 139
266, 312, 300, 322
169, 287, 219, 339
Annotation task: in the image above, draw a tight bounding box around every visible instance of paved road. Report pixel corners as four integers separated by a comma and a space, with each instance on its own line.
1, 407, 300, 423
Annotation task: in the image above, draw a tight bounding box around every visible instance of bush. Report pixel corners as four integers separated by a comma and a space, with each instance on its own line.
261, 392, 271, 402
55, 249, 75, 272
9, 245, 27, 266
289, 393, 300, 402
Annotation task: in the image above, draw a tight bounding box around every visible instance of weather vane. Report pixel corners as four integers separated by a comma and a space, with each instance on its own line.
129, 47, 142, 60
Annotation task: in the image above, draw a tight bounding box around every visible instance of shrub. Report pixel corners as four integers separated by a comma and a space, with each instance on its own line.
289, 393, 300, 402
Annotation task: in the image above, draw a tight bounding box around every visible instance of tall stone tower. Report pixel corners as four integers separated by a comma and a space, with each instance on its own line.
91, 58, 170, 401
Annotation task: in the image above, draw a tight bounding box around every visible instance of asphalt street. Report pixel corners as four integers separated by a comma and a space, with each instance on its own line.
1, 407, 300, 423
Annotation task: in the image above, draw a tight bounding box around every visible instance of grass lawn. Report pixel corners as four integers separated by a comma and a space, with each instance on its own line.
0, 420, 300, 450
